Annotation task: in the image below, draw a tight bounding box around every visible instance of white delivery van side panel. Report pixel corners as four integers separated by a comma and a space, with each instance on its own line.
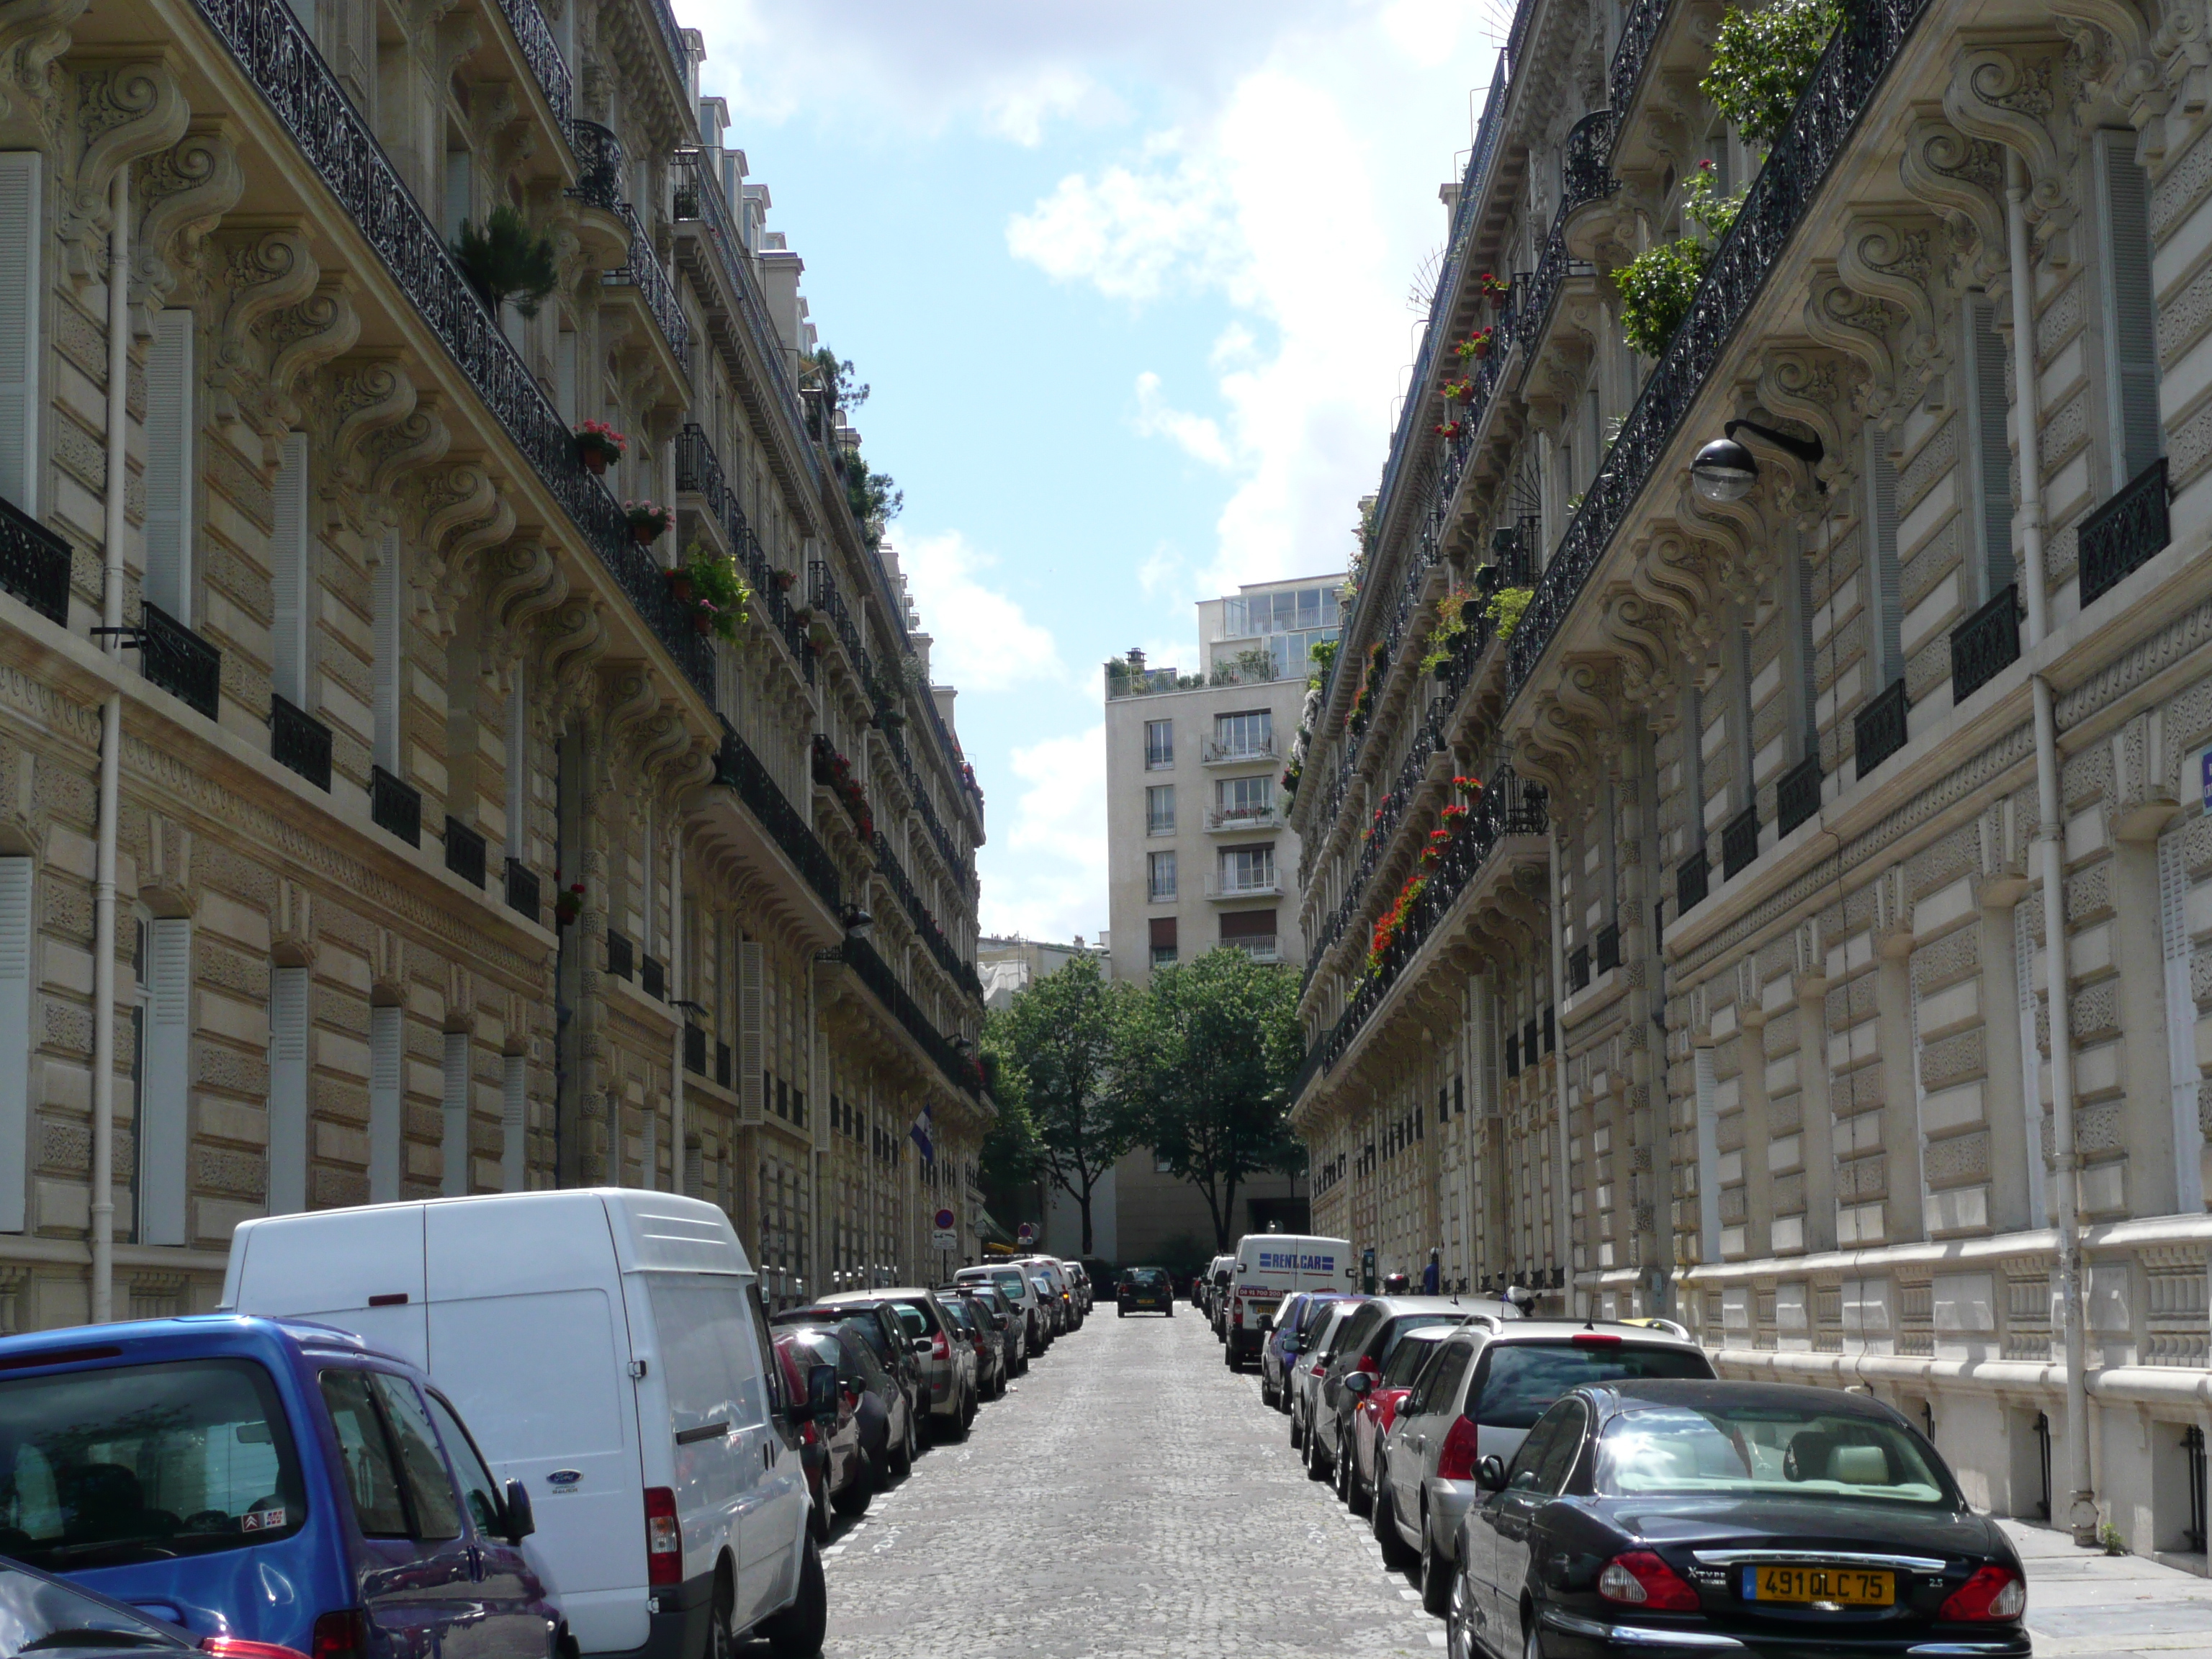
421, 1192, 647, 1657
222, 1204, 431, 1364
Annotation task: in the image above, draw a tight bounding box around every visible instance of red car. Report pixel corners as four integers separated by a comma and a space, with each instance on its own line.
776, 1331, 865, 1540
1338, 1325, 1455, 1518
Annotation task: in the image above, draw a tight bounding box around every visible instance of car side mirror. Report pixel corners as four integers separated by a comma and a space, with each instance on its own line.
1343, 1371, 1375, 1397
1476, 1455, 1508, 1492
503, 1478, 536, 1545
912, 1336, 932, 1354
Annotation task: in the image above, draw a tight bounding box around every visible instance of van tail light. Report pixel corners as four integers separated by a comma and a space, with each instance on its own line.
1434, 1415, 1483, 1482
1233, 1296, 1244, 1328
644, 1486, 681, 1587
1598, 1551, 1701, 1611
310, 1611, 367, 1659
1939, 1567, 2026, 1622
204, 1640, 311, 1659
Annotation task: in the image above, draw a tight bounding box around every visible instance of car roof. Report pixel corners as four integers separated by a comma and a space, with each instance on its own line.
1589, 1378, 1911, 1424
1359, 1296, 1503, 1318
1480, 1318, 1703, 1348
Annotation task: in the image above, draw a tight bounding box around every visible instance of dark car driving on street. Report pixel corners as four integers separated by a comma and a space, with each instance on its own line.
1117, 1267, 1176, 1316
1442, 1379, 2031, 1659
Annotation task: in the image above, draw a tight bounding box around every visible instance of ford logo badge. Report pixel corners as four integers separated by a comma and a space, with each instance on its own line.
547, 1470, 583, 1488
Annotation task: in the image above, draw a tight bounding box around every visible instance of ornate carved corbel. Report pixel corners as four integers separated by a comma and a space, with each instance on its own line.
1943, 44, 2079, 259
132, 121, 241, 310
264, 280, 359, 436
1899, 115, 2009, 291
0, 0, 87, 139
1835, 215, 1950, 395
1754, 349, 1858, 499
210, 225, 318, 427
63, 60, 189, 283
1803, 269, 1903, 421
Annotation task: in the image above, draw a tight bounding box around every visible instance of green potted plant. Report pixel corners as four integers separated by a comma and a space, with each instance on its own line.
451, 204, 559, 318
554, 880, 584, 927
678, 541, 751, 641
574, 419, 626, 475
624, 500, 674, 544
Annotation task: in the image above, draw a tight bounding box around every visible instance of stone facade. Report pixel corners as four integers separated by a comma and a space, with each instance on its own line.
1290, 0, 2212, 1554
0, 0, 989, 1325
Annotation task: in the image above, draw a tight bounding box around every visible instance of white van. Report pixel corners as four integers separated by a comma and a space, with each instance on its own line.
220, 1190, 830, 1659
1224, 1233, 1355, 1370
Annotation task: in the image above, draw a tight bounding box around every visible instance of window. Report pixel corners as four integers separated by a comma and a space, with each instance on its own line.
369, 1003, 402, 1204
1144, 719, 1174, 770
1961, 296, 2015, 603
1146, 784, 1175, 835
139, 917, 190, 1247
0, 858, 25, 1232
2097, 131, 2162, 487
441, 1030, 469, 1197
1148, 915, 1177, 967
424, 1393, 503, 1537
319, 1370, 409, 1537
145, 310, 195, 623
372, 533, 403, 773
1220, 907, 1275, 962
1148, 850, 1177, 902
502, 1053, 526, 1192
1213, 710, 1272, 759
271, 433, 310, 706
1219, 845, 1275, 894
1216, 775, 1272, 822
267, 964, 308, 1215
0, 153, 42, 514
1863, 428, 1902, 688
369, 1372, 462, 1540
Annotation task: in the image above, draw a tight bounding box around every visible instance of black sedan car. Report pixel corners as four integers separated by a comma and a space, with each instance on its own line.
1118, 1266, 1176, 1316
1445, 1379, 2030, 1659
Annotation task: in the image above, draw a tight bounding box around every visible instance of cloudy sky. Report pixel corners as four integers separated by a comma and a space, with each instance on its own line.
691, 2, 1510, 945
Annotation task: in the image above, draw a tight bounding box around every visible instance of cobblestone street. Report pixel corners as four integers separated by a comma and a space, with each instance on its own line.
817, 1309, 1442, 1658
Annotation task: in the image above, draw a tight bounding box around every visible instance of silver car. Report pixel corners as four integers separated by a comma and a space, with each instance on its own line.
819, 1286, 980, 1442
1374, 1318, 1714, 1616
1286, 1299, 1363, 1462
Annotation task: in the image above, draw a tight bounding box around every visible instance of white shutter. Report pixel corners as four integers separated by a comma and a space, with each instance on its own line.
1865, 432, 1902, 685
441, 1030, 469, 1197
144, 311, 194, 623
2102, 135, 2164, 482
1967, 298, 2015, 602
501, 1052, 526, 1192
271, 433, 310, 705
266, 964, 308, 1215
2159, 830, 2204, 1210
0, 859, 30, 1232
1694, 1046, 1720, 1262
0, 156, 40, 515
140, 918, 191, 1246
739, 940, 764, 1125
369, 1003, 401, 1202
2013, 901, 2047, 1225
373, 533, 401, 772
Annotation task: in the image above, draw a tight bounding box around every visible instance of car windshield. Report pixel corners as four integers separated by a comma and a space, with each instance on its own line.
986, 1274, 1025, 1299
1473, 1343, 1714, 1428
0, 1358, 308, 1571
1597, 1404, 1952, 1506
1125, 1271, 1166, 1289
0, 1560, 190, 1655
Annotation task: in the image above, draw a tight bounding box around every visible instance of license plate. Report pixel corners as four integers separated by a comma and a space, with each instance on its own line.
1745, 1565, 1894, 1606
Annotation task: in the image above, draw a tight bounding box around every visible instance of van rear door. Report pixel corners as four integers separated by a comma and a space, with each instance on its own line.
422, 1195, 647, 1656
226, 1206, 429, 1363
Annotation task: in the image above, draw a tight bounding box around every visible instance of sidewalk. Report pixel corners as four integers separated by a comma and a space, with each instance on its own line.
2002, 1520, 2212, 1656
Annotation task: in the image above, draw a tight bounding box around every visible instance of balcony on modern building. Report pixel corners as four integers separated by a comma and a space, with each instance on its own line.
1203, 736, 1277, 766
1206, 804, 1282, 834
1205, 873, 1283, 900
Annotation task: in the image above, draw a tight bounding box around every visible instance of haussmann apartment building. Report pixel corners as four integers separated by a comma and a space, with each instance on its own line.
1287, 0, 2212, 1553
0, 0, 995, 1326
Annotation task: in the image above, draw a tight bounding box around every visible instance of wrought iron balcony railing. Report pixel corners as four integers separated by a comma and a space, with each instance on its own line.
1596, 922, 1622, 974
1950, 583, 2020, 703
0, 493, 68, 625
675, 424, 811, 680
269, 693, 331, 790
1854, 678, 1908, 780
569, 120, 624, 212
1562, 108, 1620, 208
606, 199, 690, 372
713, 717, 842, 913
1677, 847, 1709, 914
840, 933, 981, 1102
1609, 0, 1671, 115
444, 816, 487, 887
505, 856, 540, 923
641, 954, 665, 999
1721, 804, 1760, 879
141, 603, 220, 719
493, 0, 570, 128
807, 559, 879, 711
2078, 457, 2170, 608
873, 831, 982, 1004
188, 0, 714, 701
370, 765, 421, 847
1776, 753, 1822, 837
606, 929, 633, 981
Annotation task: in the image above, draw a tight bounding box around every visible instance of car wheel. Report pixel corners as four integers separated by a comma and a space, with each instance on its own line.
1165, 1305, 1173, 1318
1306, 1420, 1330, 1481
807, 1466, 831, 1545
1421, 1514, 1453, 1617
759, 1537, 827, 1659
833, 1448, 874, 1519
1224, 1341, 1240, 1372
707, 1565, 735, 1659
1118, 1307, 1127, 1318
1348, 1445, 1372, 1519
1260, 1374, 1277, 1409
1523, 1617, 1542, 1659
1288, 1403, 1305, 1450
1333, 1436, 1353, 1505
1445, 1562, 1477, 1659
936, 1405, 968, 1445
1371, 1467, 1415, 1570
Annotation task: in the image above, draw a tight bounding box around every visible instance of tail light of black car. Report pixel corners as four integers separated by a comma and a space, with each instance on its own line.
1598, 1550, 1701, 1611
1939, 1566, 2026, 1621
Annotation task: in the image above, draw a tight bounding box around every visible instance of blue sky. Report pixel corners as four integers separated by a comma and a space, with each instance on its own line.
691, 2, 1511, 943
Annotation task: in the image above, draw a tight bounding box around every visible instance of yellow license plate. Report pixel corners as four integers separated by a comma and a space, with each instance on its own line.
1749, 1566, 1894, 1606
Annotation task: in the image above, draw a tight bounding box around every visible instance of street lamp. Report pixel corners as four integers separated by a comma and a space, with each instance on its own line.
842, 904, 874, 940
1690, 418, 1825, 503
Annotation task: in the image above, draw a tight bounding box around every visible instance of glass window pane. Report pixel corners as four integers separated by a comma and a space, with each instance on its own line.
368, 1373, 462, 1541
424, 1394, 503, 1537
319, 1370, 409, 1538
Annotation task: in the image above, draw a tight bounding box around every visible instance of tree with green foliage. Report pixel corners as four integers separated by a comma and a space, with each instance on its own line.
984, 955, 1139, 1255
1700, 0, 1843, 152
451, 205, 558, 317
1123, 949, 1305, 1251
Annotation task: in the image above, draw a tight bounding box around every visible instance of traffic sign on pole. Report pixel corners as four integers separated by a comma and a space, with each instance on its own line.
933, 1208, 955, 1231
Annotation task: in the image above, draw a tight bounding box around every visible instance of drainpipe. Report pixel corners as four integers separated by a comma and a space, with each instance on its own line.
1548, 822, 1575, 1315
2007, 149, 2094, 1544
668, 822, 683, 1194
91, 169, 130, 1323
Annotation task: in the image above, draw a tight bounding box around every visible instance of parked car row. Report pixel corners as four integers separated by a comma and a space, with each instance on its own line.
0, 1193, 1100, 1659
1239, 1270, 2036, 1658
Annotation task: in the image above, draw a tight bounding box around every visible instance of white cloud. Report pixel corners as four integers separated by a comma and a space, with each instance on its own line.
1004, 142, 1243, 305
979, 723, 1107, 938
1132, 371, 1233, 469
896, 529, 1062, 694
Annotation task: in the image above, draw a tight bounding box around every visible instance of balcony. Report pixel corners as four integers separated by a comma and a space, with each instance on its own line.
1776, 755, 1822, 837
1203, 736, 1277, 766
683, 1023, 706, 1075
606, 930, 634, 981
1206, 873, 1283, 900
1229, 937, 1280, 964
1207, 804, 1282, 833
0, 493, 69, 625
1107, 662, 1186, 698
444, 817, 486, 888
642, 954, 665, 1000
2079, 457, 2170, 608
840, 934, 984, 1102
140, 603, 220, 720
1721, 806, 1759, 880
1677, 848, 1709, 914
1854, 678, 1908, 781
269, 694, 331, 790
370, 766, 421, 847
1595, 922, 1622, 974
505, 857, 541, 923
675, 426, 811, 680
712, 719, 842, 913
185, 0, 715, 704
1949, 583, 2020, 703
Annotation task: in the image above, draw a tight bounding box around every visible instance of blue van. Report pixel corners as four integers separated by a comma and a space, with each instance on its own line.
0, 1316, 562, 1659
